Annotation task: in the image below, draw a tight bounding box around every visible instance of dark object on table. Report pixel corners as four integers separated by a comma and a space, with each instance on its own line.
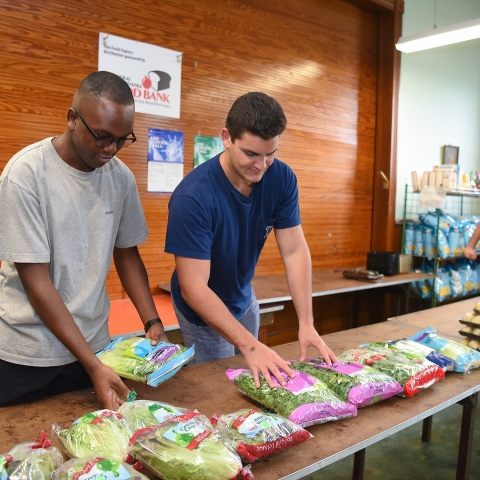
342, 268, 384, 283
366, 251, 399, 276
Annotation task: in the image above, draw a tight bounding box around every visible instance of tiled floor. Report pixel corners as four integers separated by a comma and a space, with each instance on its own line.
304, 401, 480, 479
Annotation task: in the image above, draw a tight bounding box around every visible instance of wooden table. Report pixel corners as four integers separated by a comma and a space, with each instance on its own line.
1, 317, 479, 480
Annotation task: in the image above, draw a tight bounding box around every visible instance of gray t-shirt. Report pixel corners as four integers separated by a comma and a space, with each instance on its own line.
0, 138, 149, 366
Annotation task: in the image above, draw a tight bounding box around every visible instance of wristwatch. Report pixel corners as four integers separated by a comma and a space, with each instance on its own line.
144, 317, 163, 333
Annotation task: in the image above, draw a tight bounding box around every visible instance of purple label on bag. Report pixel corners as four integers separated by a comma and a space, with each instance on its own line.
348, 382, 403, 407
289, 402, 358, 427
150, 345, 179, 364
270, 371, 317, 394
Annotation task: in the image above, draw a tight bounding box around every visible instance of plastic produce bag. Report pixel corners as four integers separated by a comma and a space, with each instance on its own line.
338, 346, 445, 397
211, 408, 312, 463
119, 400, 192, 433
226, 368, 357, 427
51, 457, 149, 480
2, 432, 63, 480
376, 339, 455, 372
130, 411, 251, 480
53, 410, 133, 461
97, 337, 195, 386
409, 327, 480, 373
289, 361, 403, 408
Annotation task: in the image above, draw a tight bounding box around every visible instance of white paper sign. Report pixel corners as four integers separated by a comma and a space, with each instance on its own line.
98, 32, 182, 118
419, 186, 447, 209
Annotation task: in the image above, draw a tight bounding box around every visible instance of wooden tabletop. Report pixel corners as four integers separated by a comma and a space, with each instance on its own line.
160, 269, 432, 305
1, 318, 479, 480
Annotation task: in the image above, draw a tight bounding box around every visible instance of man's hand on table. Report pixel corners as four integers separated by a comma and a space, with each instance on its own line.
298, 323, 338, 364
90, 363, 131, 411
243, 340, 296, 389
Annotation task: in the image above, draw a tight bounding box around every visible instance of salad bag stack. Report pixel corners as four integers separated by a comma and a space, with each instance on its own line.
364, 339, 455, 372
52, 457, 149, 480
52, 410, 133, 462
212, 408, 312, 463
338, 346, 445, 397
226, 368, 357, 427
1, 432, 63, 480
130, 411, 251, 480
409, 327, 480, 373
97, 336, 195, 386
289, 360, 403, 408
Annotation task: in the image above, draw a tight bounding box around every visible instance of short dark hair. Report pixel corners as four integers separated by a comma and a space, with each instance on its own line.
225, 92, 287, 142
77, 71, 134, 105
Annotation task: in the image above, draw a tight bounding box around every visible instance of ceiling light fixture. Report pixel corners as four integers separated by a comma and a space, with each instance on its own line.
396, 17, 480, 53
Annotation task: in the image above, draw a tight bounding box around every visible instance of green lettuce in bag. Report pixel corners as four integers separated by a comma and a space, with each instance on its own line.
130, 411, 250, 480
97, 337, 195, 386
52, 410, 132, 461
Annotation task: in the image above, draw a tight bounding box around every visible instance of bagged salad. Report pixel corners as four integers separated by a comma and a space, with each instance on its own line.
338, 346, 445, 397
119, 400, 192, 432
53, 410, 132, 462
97, 336, 195, 386
409, 327, 480, 373
1, 432, 63, 480
226, 368, 357, 427
51, 456, 149, 480
211, 408, 311, 462
290, 360, 403, 408
364, 339, 455, 372
130, 411, 251, 480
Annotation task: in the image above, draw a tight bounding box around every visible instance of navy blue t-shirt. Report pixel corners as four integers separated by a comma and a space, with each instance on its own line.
165, 154, 301, 325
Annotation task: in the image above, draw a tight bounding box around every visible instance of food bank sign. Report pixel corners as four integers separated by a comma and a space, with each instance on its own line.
98, 32, 182, 119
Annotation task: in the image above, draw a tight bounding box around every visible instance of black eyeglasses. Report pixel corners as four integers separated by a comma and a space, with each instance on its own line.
74, 109, 136, 149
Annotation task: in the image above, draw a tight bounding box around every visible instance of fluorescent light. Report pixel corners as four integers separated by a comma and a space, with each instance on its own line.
396, 17, 480, 53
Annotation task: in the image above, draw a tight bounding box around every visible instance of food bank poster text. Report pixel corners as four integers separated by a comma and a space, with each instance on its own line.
98, 32, 182, 118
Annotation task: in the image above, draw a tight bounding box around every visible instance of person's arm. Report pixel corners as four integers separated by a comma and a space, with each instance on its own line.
175, 255, 295, 388
113, 246, 169, 344
465, 223, 480, 260
275, 225, 337, 363
14, 262, 130, 410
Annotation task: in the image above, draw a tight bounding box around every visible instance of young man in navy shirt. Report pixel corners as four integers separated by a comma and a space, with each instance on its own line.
165, 92, 336, 388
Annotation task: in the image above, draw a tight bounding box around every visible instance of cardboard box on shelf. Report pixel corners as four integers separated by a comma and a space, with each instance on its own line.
411, 171, 420, 192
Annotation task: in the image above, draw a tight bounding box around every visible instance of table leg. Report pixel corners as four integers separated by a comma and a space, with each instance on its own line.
456, 392, 478, 480
421, 415, 432, 442
352, 448, 365, 480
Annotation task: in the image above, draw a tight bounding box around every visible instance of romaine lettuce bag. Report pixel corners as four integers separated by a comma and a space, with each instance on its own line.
338, 347, 445, 397
3, 433, 63, 480
52, 457, 149, 480
290, 361, 403, 408
97, 337, 195, 386
212, 408, 311, 462
409, 326, 480, 373
130, 411, 247, 480
119, 400, 192, 432
52, 410, 133, 461
226, 368, 357, 427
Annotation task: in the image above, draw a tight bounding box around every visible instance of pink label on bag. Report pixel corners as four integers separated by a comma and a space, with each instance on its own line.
311, 362, 364, 375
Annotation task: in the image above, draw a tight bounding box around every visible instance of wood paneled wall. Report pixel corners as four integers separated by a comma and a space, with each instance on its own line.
0, 0, 381, 301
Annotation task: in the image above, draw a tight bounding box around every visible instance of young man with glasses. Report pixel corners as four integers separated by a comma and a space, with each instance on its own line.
0, 71, 168, 410
165, 92, 337, 390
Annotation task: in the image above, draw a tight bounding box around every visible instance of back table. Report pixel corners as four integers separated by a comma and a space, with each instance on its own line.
1, 299, 479, 480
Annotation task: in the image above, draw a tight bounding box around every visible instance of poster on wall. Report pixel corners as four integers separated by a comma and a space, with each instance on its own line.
98, 32, 182, 118
193, 135, 224, 167
147, 128, 184, 193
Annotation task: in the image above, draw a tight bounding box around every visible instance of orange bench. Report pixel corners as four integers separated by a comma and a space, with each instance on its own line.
108, 294, 179, 339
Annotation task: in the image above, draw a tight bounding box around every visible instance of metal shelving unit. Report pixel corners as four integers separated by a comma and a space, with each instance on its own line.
401, 185, 480, 308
